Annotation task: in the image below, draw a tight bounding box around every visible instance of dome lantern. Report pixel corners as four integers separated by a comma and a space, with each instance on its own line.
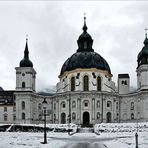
77, 16, 94, 52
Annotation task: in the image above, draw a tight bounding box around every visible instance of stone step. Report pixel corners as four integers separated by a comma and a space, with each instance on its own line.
77, 128, 94, 133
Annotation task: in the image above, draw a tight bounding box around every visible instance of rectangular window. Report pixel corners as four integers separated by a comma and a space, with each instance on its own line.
116, 102, 118, 110
13, 115, 16, 121
85, 102, 88, 107
107, 103, 110, 107
131, 102, 134, 110
13, 106, 16, 112
63, 103, 65, 108
72, 101, 76, 108
54, 103, 56, 110
4, 115, 7, 121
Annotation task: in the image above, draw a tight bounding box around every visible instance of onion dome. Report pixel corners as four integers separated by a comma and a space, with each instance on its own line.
20, 38, 33, 67
137, 33, 148, 68
60, 17, 111, 76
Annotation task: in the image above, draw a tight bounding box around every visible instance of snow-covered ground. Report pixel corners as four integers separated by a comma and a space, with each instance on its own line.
0, 131, 147, 148
0, 122, 148, 148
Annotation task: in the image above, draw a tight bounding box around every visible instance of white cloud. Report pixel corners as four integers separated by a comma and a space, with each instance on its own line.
0, 1, 148, 90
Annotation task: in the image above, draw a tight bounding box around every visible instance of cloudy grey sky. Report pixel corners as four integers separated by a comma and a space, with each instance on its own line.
0, 1, 148, 91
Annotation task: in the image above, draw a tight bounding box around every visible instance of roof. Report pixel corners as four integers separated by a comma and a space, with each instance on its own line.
19, 38, 33, 68
118, 74, 129, 78
0, 91, 15, 105
60, 17, 111, 76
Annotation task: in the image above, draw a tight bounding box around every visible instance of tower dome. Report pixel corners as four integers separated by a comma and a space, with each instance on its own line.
20, 38, 33, 67
60, 17, 111, 76
137, 33, 148, 68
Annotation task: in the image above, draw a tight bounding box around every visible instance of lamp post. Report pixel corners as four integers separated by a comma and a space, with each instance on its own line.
42, 98, 47, 144
135, 102, 139, 148
135, 132, 138, 148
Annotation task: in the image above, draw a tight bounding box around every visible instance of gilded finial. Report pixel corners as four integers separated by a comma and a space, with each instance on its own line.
26, 34, 28, 42
84, 13, 86, 19
83, 13, 87, 32
144, 28, 148, 38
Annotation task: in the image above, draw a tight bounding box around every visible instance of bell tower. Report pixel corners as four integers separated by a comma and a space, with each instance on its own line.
15, 38, 36, 92
15, 38, 37, 124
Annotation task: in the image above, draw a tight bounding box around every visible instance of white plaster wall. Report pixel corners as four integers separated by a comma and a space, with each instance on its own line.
0, 106, 15, 124
118, 78, 130, 94
15, 67, 36, 92
57, 70, 114, 93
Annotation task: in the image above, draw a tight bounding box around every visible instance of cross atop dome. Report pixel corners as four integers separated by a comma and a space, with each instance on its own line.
145, 28, 148, 38
144, 28, 148, 45
83, 13, 87, 32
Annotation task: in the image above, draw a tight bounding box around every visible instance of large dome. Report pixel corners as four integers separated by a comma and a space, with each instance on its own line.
60, 52, 111, 76
60, 17, 111, 76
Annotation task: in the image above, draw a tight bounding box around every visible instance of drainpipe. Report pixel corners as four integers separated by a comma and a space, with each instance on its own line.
101, 93, 103, 123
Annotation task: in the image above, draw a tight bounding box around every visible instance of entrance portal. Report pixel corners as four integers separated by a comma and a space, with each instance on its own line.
106, 112, 112, 123
61, 112, 66, 124
83, 111, 90, 125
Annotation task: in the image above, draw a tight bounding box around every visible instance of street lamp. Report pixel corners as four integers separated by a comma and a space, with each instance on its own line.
135, 101, 139, 148
42, 98, 48, 144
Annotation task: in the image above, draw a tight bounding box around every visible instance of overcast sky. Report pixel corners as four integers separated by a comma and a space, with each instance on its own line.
0, 1, 148, 91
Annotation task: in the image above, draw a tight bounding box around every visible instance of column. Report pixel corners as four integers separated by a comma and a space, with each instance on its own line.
92, 98, 95, 120
77, 98, 81, 124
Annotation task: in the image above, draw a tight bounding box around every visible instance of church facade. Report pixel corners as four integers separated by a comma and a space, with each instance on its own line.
11, 17, 148, 125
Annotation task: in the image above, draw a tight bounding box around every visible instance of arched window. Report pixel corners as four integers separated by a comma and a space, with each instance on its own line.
72, 101, 76, 108
22, 113, 25, 120
107, 101, 112, 109
38, 103, 42, 110
116, 113, 119, 120
97, 100, 100, 108
116, 102, 119, 110
83, 75, 89, 91
131, 102, 134, 110
71, 77, 75, 91
97, 112, 100, 120
54, 114, 56, 122
22, 82, 25, 88
131, 113, 134, 120
121, 80, 127, 85
97, 76, 101, 91
72, 112, 76, 120
61, 101, 66, 110
22, 101, 25, 110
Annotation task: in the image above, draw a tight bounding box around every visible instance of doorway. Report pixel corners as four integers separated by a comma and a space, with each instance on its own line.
61, 112, 66, 124
106, 112, 112, 123
83, 111, 90, 125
